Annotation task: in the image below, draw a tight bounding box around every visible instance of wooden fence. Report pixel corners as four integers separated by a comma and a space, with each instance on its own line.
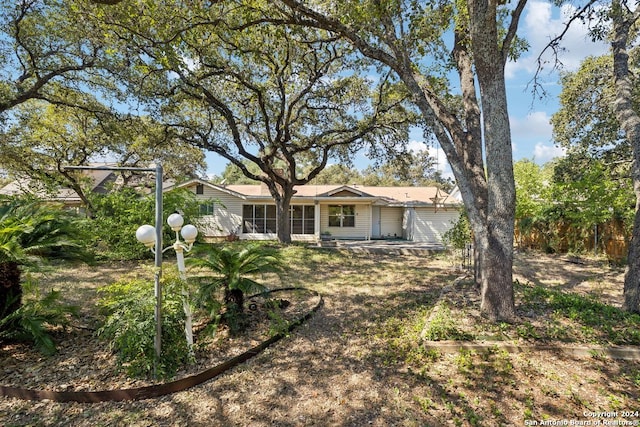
515, 218, 629, 264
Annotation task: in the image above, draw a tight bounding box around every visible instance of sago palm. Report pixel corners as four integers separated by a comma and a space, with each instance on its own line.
0, 198, 89, 322
188, 244, 283, 316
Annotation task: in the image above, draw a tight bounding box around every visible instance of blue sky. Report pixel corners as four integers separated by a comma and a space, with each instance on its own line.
205, 0, 609, 179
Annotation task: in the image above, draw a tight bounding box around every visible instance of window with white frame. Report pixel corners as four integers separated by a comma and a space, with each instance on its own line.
242, 204, 277, 233
328, 205, 355, 227
290, 205, 315, 234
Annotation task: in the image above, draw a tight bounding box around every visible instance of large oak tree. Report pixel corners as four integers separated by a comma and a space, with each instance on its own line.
93, 2, 414, 243
270, 0, 527, 320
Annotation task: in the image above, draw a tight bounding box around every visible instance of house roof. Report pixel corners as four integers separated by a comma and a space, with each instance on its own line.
0, 168, 116, 202
0, 165, 173, 203
175, 179, 460, 206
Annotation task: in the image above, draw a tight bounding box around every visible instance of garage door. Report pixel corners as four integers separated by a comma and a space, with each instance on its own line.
413, 209, 460, 243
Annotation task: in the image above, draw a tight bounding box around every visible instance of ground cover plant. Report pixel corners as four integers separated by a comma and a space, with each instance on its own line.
1, 245, 639, 426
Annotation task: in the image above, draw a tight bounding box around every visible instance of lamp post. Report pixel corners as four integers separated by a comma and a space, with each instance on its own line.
136, 213, 198, 351
65, 163, 164, 360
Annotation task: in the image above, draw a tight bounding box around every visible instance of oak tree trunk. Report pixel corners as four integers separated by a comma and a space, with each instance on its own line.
611, 2, 640, 313
465, 0, 517, 321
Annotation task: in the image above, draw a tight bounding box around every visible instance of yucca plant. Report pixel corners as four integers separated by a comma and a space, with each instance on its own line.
187, 244, 283, 328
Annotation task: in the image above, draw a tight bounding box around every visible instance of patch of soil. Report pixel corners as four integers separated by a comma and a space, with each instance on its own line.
513, 251, 626, 306
1, 251, 639, 427
0, 288, 320, 392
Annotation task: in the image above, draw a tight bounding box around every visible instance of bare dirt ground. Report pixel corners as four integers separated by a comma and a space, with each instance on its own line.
1, 249, 639, 427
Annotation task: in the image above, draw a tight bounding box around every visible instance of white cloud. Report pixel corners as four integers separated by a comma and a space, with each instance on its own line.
510, 111, 554, 155
510, 111, 553, 140
506, 0, 609, 79
533, 142, 566, 163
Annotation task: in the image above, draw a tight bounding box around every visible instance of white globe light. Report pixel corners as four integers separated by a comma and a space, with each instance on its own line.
180, 224, 198, 244
167, 213, 184, 231
136, 224, 156, 247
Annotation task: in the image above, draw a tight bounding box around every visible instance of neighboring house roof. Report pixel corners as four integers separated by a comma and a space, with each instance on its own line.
0, 168, 116, 203
0, 164, 173, 204
173, 179, 461, 207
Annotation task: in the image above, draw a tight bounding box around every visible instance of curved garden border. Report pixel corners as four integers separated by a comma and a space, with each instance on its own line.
0, 287, 323, 403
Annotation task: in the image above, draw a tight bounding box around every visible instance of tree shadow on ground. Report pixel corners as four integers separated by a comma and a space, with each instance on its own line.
3, 251, 638, 426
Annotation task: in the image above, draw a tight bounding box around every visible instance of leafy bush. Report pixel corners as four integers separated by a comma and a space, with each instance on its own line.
422, 305, 474, 341
0, 197, 92, 265
0, 197, 90, 342
85, 188, 200, 261
0, 277, 79, 355
97, 270, 192, 379
442, 210, 472, 250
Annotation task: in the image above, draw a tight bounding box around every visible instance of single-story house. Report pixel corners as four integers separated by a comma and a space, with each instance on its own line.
170, 179, 462, 244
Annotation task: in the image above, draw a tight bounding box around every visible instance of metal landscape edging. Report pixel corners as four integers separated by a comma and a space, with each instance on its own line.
0, 287, 323, 403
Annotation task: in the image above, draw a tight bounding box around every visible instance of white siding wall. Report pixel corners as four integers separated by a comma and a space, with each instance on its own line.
320, 203, 371, 239
193, 187, 244, 237
413, 208, 459, 243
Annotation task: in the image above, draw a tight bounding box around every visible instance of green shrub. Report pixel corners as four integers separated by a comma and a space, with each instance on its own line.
0, 277, 78, 355
443, 210, 472, 250
97, 270, 192, 379
422, 305, 473, 341
85, 189, 200, 261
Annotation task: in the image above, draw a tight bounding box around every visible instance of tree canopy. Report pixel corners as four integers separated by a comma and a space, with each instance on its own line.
88, 1, 414, 243
0, 99, 206, 213
0, 0, 125, 114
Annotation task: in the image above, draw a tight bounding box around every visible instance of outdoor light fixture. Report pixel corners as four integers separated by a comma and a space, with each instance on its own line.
167, 212, 184, 230
135, 213, 198, 254
135, 224, 157, 248
136, 213, 198, 350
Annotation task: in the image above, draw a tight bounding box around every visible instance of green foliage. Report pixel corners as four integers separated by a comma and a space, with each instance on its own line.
551, 55, 627, 152
512, 156, 634, 254
308, 152, 452, 189
0, 197, 89, 344
513, 159, 552, 222
442, 210, 472, 250
516, 281, 640, 345
85, 188, 199, 260
0, 197, 91, 265
0, 0, 119, 114
545, 51, 636, 255
97, 270, 191, 379
189, 244, 282, 309
422, 305, 473, 341
551, 155, 633, 228
0, 101, 207, 202
263, 298, 294, 337
0, 277, 79, 355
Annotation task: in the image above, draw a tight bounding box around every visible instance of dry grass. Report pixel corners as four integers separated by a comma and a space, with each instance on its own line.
1, 246, 640, 426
